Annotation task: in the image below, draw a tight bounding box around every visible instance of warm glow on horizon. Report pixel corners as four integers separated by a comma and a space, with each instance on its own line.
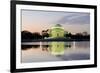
22, 10, 90, 34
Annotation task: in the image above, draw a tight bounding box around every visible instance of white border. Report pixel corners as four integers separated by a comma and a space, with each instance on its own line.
16, 4, 94, 69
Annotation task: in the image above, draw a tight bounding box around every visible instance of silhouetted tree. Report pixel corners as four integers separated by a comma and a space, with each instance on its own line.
21, 30, 33, 40
21, 31, 42, 41
32, 32, 42, 39
64, 32, 72, 38
42, 29, 49, 39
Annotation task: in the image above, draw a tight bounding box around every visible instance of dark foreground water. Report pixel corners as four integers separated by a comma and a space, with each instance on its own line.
21, 41, 90, 63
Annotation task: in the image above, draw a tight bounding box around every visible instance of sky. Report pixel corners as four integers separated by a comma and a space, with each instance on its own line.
22, 10, 90, 34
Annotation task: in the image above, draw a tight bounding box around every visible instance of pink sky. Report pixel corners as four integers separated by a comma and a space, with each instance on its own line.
22, 10, 90, 34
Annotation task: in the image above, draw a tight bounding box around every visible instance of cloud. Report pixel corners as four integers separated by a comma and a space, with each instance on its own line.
55, 13, 90, 25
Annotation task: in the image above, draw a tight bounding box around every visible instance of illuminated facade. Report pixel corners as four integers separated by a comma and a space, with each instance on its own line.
50, 24, 64, 38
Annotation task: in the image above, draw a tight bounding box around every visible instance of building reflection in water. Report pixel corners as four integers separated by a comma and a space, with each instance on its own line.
49, 42, 64, 56
41, 42, 71, 56
22, 42, 72, 56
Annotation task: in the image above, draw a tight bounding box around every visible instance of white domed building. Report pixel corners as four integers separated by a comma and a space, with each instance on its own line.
50, 24, 64, 38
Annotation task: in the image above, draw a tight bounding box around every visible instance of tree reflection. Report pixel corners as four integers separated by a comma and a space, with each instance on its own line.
21, 45, 33, 50
22, 45, 40, 50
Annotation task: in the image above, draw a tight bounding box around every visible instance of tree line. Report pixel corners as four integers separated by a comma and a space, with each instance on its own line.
21, 30, 90, 41
21, 30, 49, 40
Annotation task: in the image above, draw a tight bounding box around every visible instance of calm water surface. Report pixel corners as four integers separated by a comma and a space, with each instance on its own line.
21, 41, 90, 63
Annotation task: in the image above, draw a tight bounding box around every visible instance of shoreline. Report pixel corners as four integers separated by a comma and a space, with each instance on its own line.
22, 38, 90, 42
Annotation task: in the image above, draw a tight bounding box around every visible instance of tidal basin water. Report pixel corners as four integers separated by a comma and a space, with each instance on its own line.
21, 41, 90, 63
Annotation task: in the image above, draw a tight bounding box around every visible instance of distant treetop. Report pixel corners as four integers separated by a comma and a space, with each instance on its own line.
54, 24, 62, 27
